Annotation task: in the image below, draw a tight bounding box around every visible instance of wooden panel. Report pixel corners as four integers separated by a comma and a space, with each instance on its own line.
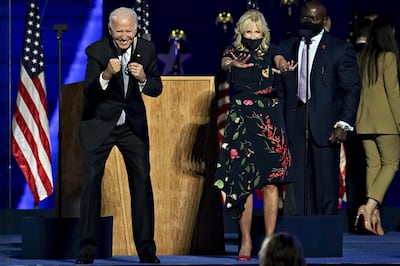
100, 76, 215, 255
60, 82, 84, 218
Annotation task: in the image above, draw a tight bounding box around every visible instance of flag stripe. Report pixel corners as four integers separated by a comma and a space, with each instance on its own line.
11, 0, 53, 205
217, 102, 229, 126
18, 70, 51, 159
11, 125, 50, 202
217, 81, 230, 147
339, 144, 347, 208
13, 85, 53, 186
12, 78, 53, 201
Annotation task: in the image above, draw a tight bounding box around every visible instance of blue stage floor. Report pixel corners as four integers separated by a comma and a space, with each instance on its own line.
1, 231, 400, 266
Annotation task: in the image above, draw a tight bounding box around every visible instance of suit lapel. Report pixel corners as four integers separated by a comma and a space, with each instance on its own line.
107, 38, 126, 96
311, 32, 328, 74
126, 38, 139, 98
295, 39, 301, 85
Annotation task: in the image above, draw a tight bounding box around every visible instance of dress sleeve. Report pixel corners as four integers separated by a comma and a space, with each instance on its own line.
222, 45, 235, 59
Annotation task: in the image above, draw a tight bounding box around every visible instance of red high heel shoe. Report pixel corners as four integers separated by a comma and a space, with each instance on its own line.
238, 255, 251, 262
238, 243, 252, 262
354, 205, 375, 234
372, 208, 385, 236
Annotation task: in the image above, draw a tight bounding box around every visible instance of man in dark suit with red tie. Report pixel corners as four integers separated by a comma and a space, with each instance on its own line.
76, 7, 162, 264
278, 0, 361, 216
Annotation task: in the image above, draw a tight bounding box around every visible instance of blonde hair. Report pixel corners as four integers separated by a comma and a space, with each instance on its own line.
233, 9, 271, 52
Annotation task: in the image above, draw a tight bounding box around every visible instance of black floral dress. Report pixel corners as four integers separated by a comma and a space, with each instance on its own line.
213, 44, 292, 219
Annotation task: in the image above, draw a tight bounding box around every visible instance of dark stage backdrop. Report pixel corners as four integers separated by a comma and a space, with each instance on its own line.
1, 0, 400, 210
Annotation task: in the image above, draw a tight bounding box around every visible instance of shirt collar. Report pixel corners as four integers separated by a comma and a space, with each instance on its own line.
310, 29, 324, 43
114, 37, 137, 57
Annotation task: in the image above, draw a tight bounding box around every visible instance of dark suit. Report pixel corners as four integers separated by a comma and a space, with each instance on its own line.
354, 41, 367, 53
279, 32, 361, 215
77, 36, 162, 259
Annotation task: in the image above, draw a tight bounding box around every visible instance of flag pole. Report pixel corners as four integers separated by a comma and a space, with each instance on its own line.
53, 24, 67, 218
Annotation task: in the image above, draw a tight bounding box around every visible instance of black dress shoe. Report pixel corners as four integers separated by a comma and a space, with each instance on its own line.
139, 255, 160, 263
75, 256, 94, 264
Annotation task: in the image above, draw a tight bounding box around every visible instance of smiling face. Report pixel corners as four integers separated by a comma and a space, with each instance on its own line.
109, 15, 137, 50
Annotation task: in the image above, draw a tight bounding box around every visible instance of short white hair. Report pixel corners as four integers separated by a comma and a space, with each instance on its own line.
108, 7, 138, 29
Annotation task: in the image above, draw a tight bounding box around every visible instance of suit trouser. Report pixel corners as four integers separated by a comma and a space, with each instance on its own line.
343, 135, 366, 231
78, 124, 156, 258
284, 105, 340, 216
362, 134, 400, 204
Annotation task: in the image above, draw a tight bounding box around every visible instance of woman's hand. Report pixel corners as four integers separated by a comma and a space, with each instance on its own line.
230, 53, 255, 68
221, 53, 255, 71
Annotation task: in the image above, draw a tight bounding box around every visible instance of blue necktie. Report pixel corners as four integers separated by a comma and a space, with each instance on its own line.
116, 52, 129, 125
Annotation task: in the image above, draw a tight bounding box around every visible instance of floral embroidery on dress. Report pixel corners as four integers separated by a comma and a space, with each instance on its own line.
214, 44, 292, 219
255, 86, 273, 95
214, 98, 291, 190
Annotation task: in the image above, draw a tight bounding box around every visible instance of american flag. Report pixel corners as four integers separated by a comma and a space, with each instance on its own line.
339, 144, 347, 208
134, 0, 151, 41
247, 0, 259, 10
11, 0, 53, 206
217, 81, 230, 147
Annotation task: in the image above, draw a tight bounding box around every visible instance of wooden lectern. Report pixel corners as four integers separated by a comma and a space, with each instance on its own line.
60, 76, 217, 255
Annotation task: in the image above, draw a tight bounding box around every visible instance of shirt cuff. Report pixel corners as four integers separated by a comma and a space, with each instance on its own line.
138, 79, 147, 92
99, 72, 109, 90
334, 121, 354, 132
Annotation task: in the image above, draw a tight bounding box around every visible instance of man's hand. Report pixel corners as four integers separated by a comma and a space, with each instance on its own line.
102, 58, 121, 80
272, 60, 298, 74
329, 127, 347, 144
127, 62, 146, 83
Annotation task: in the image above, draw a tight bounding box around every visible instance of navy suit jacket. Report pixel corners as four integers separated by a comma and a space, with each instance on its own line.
279, 32, 361, 146
79, 37, 162, 151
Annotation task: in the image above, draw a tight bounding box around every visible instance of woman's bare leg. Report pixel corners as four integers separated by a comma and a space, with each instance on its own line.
263, 185, 279, 237
239, 194, 253, 257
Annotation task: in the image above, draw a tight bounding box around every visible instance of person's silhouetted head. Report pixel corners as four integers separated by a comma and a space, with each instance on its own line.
258, 232, 307, 266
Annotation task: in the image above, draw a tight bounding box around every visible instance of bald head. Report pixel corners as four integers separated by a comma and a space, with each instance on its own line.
299, 0, 327, 37
301, 0, 327, 24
